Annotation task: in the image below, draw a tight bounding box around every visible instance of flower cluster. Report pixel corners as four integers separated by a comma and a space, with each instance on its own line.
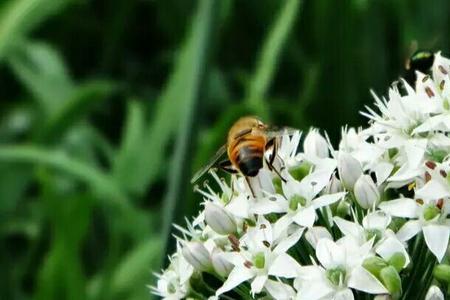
152, 52, 450, 300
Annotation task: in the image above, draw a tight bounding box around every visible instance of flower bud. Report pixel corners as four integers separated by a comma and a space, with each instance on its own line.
380, 266, 402, 296
354, 175, 380, 209
325, 174, 343, 194
363, 256, 388, 279
433, 264, 450, 283
425, 285, 444, 300
204, 202, 237, 235
182, 241, 212, 271
304, 130, 329, 158
337, 152, 363, 190
388, 252, 406, 272
211, 248, 233, 277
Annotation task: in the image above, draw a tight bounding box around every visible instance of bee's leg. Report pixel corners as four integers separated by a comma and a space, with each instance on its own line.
244, 176, 256, 198
219, 159, 238, 174
265, 138, 287, 182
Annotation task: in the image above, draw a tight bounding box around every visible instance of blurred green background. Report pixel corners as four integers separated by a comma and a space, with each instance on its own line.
0, 0, 448, 299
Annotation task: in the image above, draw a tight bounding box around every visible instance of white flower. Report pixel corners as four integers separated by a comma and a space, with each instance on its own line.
152, 245, 194, 299
252, 165, 345, 236
216, 216, 302, 298
334, 211, 409, 268
379, 196, 450, 262
295, 237, 387, 300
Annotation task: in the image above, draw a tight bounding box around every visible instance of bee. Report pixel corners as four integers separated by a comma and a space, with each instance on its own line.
191, 116, 297, 190
404, 49, 435, 86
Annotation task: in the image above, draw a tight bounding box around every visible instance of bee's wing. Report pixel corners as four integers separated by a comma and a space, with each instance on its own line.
190, 144, 227, 184
265, 126, 300, 139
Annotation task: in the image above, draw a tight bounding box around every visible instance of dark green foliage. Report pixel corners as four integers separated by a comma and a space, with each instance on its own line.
0, 0, 448, 299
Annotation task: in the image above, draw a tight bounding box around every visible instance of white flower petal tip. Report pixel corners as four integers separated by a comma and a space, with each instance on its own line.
425, 285, 445, 300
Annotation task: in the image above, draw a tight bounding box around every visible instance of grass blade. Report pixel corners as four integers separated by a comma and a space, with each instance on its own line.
246, 0, 301, 119
113, 100, 146, 195
0, 0, 69, 61
159, 0, 218, 263
0, 145, 126, 203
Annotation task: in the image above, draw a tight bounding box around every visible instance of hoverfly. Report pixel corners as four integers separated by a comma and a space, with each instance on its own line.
191, 116, 297, 195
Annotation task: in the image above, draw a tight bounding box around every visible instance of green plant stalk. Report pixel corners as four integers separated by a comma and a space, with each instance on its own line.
246, 0, 301, 120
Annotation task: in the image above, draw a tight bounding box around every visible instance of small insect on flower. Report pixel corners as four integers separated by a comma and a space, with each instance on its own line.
404, 49, 435, 86
191, 116, 297, 195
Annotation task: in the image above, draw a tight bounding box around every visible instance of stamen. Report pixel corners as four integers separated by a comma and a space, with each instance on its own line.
425, 87, 435, 98
439, 65, 448, 74
425, 171, 431, 182
425, 161, 437, 169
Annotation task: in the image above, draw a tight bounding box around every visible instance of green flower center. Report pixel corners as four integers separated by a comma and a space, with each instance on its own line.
326, 266, 346, 286
289, 163, 312, 181
289, 195, 306, 211
365, 229, 383, 244
423, 205, 441, 221
253, 252, 265, 269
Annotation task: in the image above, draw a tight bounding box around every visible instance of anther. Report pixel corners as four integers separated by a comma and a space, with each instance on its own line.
439, 65, 448, 75
425, 87, 435, 98
425, 161, 437, 170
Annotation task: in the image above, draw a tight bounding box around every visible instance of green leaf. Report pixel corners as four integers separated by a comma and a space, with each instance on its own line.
246, 0, 301, 119
159, 0, 218, 265
7, 40, 74, 114
36, 80, 116, 143
130, 0, 217, 195
0, 145, 127, 203
113, 100, 146, 195
110, 238, 163, 298
0, 0, 70, 61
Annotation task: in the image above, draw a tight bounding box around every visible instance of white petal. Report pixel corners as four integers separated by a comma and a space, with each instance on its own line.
348, 266, 388, 294
293, 205, 317, 228
305, 226, 333, 249
363, 211, 391, 230
300, 168, 335, 199
425, 285, 444, 300
374, 161, 394, 184
397, 220, 422, 241
376, 236, 410, 267
251, 275, 267, 295
334, 289, 354, 300
296, 278, 334, 300
404, 139, 427, 168
334, 217, 364, 241
273, 214, 293, 238
269, 253, 300, 278
226, 195, 250, 219
251, 197, 285, 215
274, 227, 304, 254
216, 267, 254, 295
416, 179, 450, 201
264, 279, 296, 300
423, 224, 450, 262
313, 192, 347, 209
316, 239, 346, 269
378, 198, 419, 218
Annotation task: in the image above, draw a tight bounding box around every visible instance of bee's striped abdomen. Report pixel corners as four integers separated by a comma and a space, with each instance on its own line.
230, 136, 265, 177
